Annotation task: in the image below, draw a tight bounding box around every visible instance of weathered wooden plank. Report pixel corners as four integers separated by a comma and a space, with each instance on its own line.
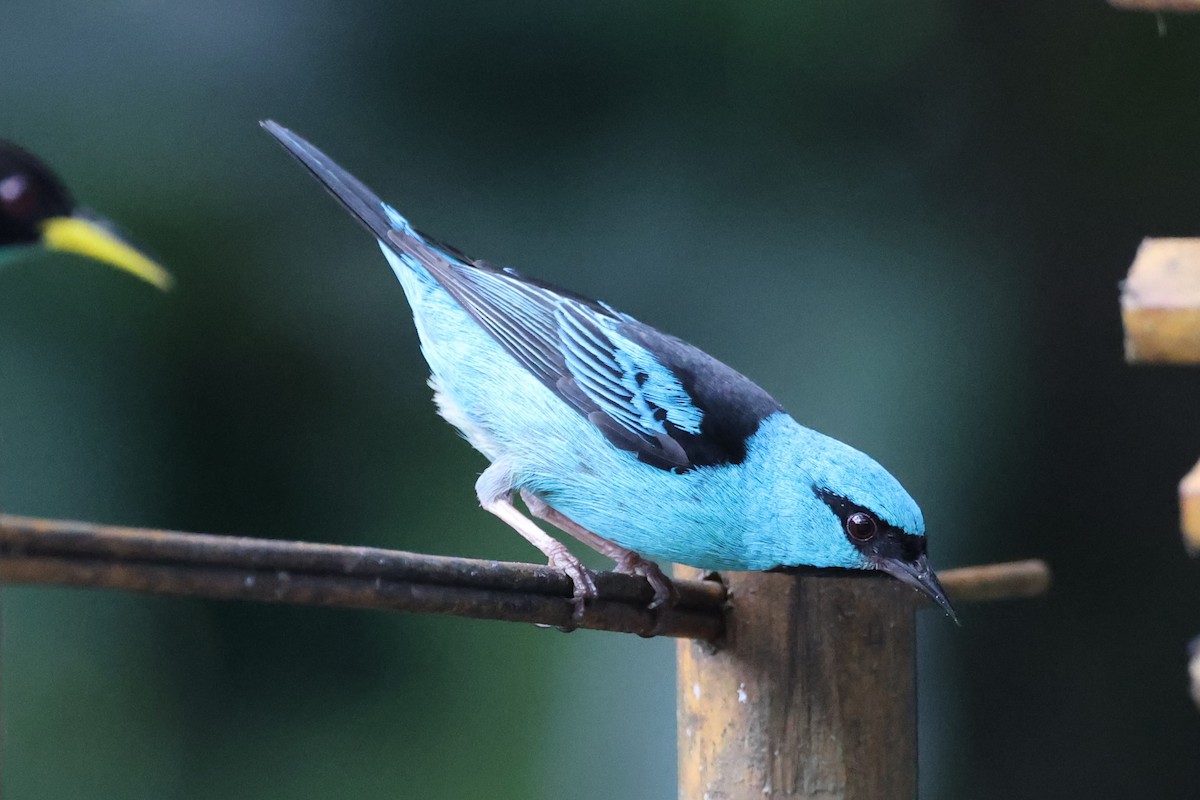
677, 567, 917, 800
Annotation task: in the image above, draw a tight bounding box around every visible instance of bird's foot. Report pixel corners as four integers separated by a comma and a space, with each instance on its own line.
614, 553, 678, 611
547, 547, 597, 626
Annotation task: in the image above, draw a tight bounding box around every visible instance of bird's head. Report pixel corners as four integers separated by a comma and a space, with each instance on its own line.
0, 139, 171, 289
771, 424, 957, 621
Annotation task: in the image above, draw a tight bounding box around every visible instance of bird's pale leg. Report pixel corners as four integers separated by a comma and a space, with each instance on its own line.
520, 490, 676, 610
476, 464, 596, 619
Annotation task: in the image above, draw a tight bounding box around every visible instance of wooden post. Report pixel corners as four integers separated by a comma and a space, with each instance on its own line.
677, 567, 917, 800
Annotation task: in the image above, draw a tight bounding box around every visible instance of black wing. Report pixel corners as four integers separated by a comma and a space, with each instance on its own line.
264, 121, 782, 472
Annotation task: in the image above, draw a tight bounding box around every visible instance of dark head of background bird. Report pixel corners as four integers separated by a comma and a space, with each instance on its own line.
0, 140, 73, 246
0, 139, 171, 289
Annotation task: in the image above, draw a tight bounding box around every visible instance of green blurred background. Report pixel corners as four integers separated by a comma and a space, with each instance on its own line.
2, 2, 1200, 797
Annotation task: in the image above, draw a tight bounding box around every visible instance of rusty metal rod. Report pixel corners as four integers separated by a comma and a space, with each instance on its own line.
0, 514, 1048, 639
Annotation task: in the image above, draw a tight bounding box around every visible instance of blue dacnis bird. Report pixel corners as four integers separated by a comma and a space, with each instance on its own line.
263, 121, 956, 622
0, 139, 171, 289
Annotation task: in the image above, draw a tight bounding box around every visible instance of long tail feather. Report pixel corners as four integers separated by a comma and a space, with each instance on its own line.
261, 120, 402, 244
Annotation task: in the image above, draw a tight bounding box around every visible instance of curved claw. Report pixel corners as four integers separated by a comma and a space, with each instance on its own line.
547, 550, 597, 629
614, 553, 678, 611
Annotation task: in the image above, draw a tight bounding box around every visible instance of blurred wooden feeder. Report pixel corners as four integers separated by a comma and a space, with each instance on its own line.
1121, 238, 1200, 553
1191, 637, 1200, 711
1184, 462, 1200, 556
1122, 238, 1200, 366
1109, 0, 1200, 11
1120, 237, 1200, 713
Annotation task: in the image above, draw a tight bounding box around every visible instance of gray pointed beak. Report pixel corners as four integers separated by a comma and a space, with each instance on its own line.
875, 553, 959, 624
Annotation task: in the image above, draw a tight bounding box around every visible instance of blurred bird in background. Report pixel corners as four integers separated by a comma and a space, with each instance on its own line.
264, 121, 954, 621
0, 139, 171, 290
0, 137, 170, 793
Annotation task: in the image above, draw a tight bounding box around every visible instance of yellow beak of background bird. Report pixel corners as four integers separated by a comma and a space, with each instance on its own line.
1, 138, 172, 290
38, 214, 172, 290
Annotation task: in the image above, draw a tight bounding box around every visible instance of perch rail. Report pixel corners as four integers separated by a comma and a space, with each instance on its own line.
0, 514, 1049, 640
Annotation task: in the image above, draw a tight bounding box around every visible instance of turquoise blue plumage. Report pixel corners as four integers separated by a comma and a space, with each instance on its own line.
263, 121, 955, 620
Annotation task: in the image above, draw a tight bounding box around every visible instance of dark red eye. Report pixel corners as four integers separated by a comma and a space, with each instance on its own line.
845, 512, 877, 541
